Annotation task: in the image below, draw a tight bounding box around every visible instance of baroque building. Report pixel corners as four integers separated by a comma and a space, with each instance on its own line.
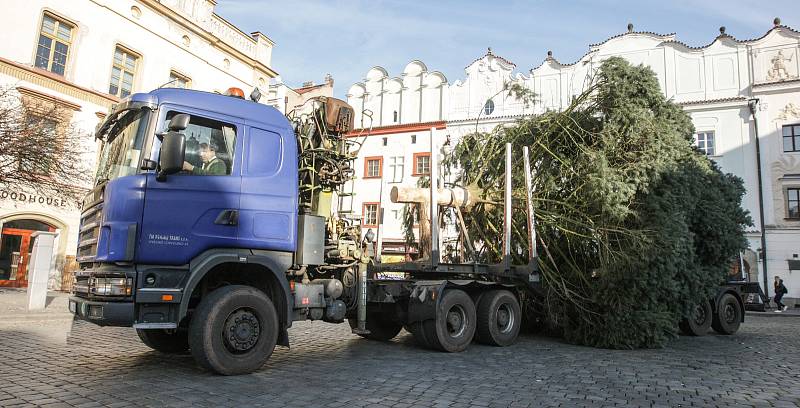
0, 0, 278, 290
347, 19, 800, 302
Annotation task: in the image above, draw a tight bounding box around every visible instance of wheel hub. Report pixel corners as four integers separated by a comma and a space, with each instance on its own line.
693, 305, 707, 326
446, 305, 467, 338
724, 304, 736, 323
496, 304, 515, 334
224, 309, 261, 353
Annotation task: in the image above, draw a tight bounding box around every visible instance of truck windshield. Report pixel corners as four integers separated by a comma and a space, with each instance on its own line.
94, 108, 151, 185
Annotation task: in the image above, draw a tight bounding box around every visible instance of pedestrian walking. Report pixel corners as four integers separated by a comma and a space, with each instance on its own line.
773, 276, 788, 312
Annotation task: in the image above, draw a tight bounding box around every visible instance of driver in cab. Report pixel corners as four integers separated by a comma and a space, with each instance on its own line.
182, 142, 226, 175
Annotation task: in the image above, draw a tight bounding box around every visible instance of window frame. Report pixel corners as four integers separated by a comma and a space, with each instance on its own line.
412, 152, 431, 176
787, 187, 800, 220
34, 12, 75, 76
483, 99, 495, 115
163, 110, 238, 177
18, 114, 59, 176
362, 202, 380, 228
108, 45, 141, 98
783, 124, 800, 153
694, 130, 716, 156
388, 155, 404, 183
363, 156, 383, 179
168, 70, 192, 89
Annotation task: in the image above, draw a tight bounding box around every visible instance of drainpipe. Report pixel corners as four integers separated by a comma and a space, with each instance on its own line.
748, 98, 769, 299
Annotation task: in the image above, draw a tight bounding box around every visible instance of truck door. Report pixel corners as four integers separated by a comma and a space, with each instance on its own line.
138, 107, 243, 265
238, 125, 298, 253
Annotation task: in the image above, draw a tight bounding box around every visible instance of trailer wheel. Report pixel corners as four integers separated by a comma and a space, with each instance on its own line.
678, 301, 712, 336
348, 317, 403, 341
188, 285, 278, 375
475, 290, 521, 346
711, 293, 742, 335
423, 289, 476, 352
136, 329, 189, 353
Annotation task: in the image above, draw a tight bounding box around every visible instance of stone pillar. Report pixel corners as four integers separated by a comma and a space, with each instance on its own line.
27, 231, 57, 311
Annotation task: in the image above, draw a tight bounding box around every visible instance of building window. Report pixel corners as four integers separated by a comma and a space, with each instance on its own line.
789, 188, 800, 219
108, 47, 139, 98
168, 71, 191, 89
19, 116, 58, 175
382, 137, 387, 146
35, 13, 73, 76
784, 125, 800, 153
393, 111, 398, 122
694, 131, 715, 156
389, 156, 404, 183
483, 99, 495, 115
362, 203, 379, 227
411, 134, 416, 144
413, 153, 431, 176
364, 156, 382, 178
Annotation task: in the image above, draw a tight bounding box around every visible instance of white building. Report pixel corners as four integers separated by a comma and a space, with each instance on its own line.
347, 19, 800, 302
0, 0, 279, 290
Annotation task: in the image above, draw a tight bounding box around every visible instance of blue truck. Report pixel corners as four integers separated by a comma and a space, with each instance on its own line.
70, 87, 745, 375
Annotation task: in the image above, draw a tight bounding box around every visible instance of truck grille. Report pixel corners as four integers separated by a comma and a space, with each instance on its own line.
77, 201, 103, 263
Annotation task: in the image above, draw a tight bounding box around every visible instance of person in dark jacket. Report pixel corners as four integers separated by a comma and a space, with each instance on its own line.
774, 276, 789, 312
182, 142, 226, 175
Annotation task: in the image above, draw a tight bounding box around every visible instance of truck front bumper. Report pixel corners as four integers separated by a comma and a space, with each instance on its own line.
70, 296, 134, 327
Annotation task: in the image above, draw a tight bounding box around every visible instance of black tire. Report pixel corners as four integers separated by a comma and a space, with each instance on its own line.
711, 293, 742, 335
407, 321, 432, 348
188, 285, 279, 375
475, 290, 521, 346
348, 317, 403, 341
679, 301, 713, 336
423, 289, 476, 352
136, 329, 190, 353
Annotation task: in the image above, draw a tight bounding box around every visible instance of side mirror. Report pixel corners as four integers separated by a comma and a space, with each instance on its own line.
168, 113, 190, 131
157, 131, 185, 180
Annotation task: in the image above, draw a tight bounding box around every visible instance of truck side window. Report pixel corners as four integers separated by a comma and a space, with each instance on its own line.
164, 111, 236, 176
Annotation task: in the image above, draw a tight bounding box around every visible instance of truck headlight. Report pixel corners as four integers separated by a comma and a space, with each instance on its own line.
89, 277, 133, 296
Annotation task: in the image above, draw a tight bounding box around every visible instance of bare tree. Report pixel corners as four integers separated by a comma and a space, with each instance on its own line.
0, 85, 93, 206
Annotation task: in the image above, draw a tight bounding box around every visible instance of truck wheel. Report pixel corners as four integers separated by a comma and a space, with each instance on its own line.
407, 321, 432, 348
348, 317, 403, 341
711, 293, 742, 335
188, 285, 278, 375
679, 301, 712, 336
475, 290, 521, 346
136, 329, 189, 353
423, 289, 476, 352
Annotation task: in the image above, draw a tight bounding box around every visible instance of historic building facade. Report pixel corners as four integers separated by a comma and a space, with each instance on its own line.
0, 0, 278, 290
347, 19, 800, 301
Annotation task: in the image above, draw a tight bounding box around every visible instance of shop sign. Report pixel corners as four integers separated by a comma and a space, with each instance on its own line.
0, 189, 67, 208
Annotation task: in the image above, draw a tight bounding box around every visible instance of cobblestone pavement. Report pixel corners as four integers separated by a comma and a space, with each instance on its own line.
0, 315, 798, 408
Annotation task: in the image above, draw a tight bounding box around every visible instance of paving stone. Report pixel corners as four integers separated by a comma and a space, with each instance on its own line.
0, 317, 798, 407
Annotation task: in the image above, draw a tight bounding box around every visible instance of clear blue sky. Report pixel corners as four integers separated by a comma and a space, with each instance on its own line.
216, 0, 800, 99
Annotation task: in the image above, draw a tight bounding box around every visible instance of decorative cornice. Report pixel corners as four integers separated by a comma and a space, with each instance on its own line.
0, 57, 118, 108
465, 48, 516, 70
677, 96, 748, 106
588, 29, 676, 49
16, 87, 83, 111
531, 22, 800, 73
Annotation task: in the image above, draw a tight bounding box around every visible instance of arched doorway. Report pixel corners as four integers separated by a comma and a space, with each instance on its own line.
0, 219, 55, 287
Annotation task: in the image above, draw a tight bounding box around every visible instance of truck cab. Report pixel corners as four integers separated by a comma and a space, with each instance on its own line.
71, 88, 304, 374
